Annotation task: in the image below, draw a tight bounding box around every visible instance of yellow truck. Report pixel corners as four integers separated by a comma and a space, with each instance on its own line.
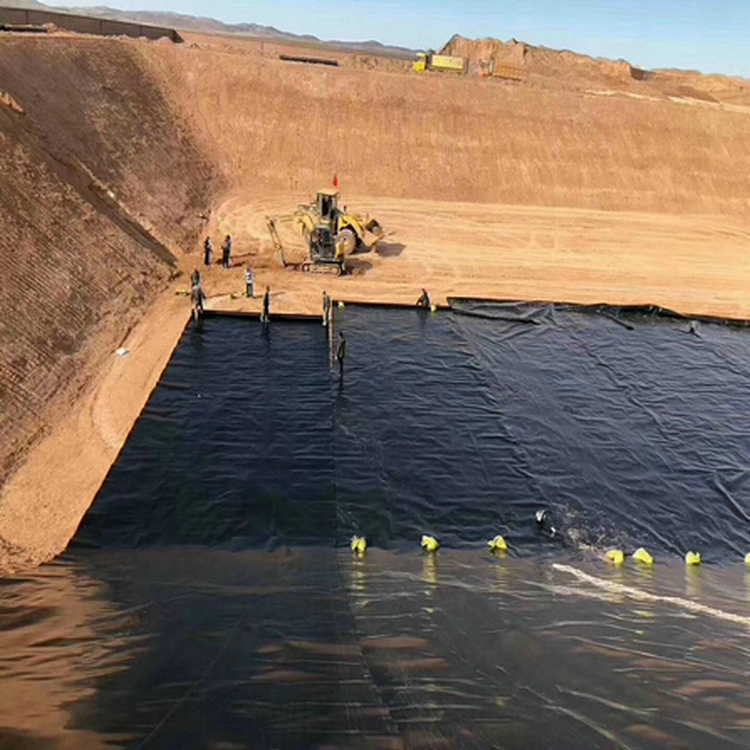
413, 51, 466, 74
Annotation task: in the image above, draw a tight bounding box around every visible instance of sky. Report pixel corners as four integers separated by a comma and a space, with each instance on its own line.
54, 0, 750, 78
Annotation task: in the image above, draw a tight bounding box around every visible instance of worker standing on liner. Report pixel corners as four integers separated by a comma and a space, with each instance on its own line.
244, 267, 254, 298
190, 268, 201, 288
190, 276, 205, 316
261, 285, 270, 324
203, 236, 212, 266
322, 290, 331, 327
336, 331, 346, 376
416, 288, 431, 308
221, 234, 232, 268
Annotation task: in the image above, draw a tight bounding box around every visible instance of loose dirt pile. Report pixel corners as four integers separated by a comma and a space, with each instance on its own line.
440, 34, 750, 106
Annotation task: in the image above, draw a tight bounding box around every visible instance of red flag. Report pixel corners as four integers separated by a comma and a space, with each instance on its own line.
333, 174, 339, 188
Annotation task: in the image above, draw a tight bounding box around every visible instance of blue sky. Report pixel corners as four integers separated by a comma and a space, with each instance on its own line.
55, 0, 750, 77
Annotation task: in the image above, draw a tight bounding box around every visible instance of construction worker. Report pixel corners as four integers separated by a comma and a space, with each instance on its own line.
261, 286, 270, 324
322, 290, 331, 326
336, 331, 346, 376
244, 267, 254, 298
190, 268, 201, 288
190, 278, 205, 317
416, 288, 431, 308
221, 234, 232, 268
203, 236, 212, 266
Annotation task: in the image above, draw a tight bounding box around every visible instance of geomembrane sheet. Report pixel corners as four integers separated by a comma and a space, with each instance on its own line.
78, 304, 750, 559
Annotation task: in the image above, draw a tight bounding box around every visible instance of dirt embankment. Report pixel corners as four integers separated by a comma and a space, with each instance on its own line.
0, 36, 217, 248
0, 36, 217, 487
136, 36, 750, 217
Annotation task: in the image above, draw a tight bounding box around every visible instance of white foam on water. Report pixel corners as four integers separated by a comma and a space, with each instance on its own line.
553, 563, 750, 628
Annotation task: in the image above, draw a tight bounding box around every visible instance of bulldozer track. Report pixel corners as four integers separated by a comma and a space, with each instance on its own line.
300, 261, 344, 276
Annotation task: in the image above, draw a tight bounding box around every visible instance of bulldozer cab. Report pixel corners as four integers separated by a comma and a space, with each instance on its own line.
309, 224, 336, 262
316, 189, 339, 222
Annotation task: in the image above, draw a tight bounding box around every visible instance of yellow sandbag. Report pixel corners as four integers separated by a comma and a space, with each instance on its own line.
488, 535, 508, 553
605, 549, 624, 566
632, 547, 654, 566
350, 536, 367, 555
421, 535, 439, 552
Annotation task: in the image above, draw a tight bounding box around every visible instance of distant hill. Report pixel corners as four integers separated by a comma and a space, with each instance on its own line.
0, 0, 416, 57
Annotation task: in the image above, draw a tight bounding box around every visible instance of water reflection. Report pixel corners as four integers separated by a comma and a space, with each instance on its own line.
0, 559, 138, 749
345, 550, 750, 749
2, 550, 750, 747
685, 564, 704, 598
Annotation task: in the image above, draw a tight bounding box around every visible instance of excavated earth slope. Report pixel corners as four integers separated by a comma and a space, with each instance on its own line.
1, 32, 750, 560
0, 36, 216, 487
142, 35, 750, 215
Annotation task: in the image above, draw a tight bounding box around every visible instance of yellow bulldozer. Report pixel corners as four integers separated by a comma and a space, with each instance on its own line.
267, 189, 383, 275
293, 189, 383, 254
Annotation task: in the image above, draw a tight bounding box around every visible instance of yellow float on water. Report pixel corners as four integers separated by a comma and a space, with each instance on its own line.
350, 536, 367, 555
488, 535, 508, 553
430, 304, 437, 313
685, 551, 701, 566
632, 547, 654, 566
605, 549, 625, 566
421, 535, 440, 552
746, 553, 750, 566
338, 301, 345, 309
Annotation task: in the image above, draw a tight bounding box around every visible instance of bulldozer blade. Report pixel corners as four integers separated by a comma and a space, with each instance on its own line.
361, 228, 382, 249
365, 218, 383, 235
